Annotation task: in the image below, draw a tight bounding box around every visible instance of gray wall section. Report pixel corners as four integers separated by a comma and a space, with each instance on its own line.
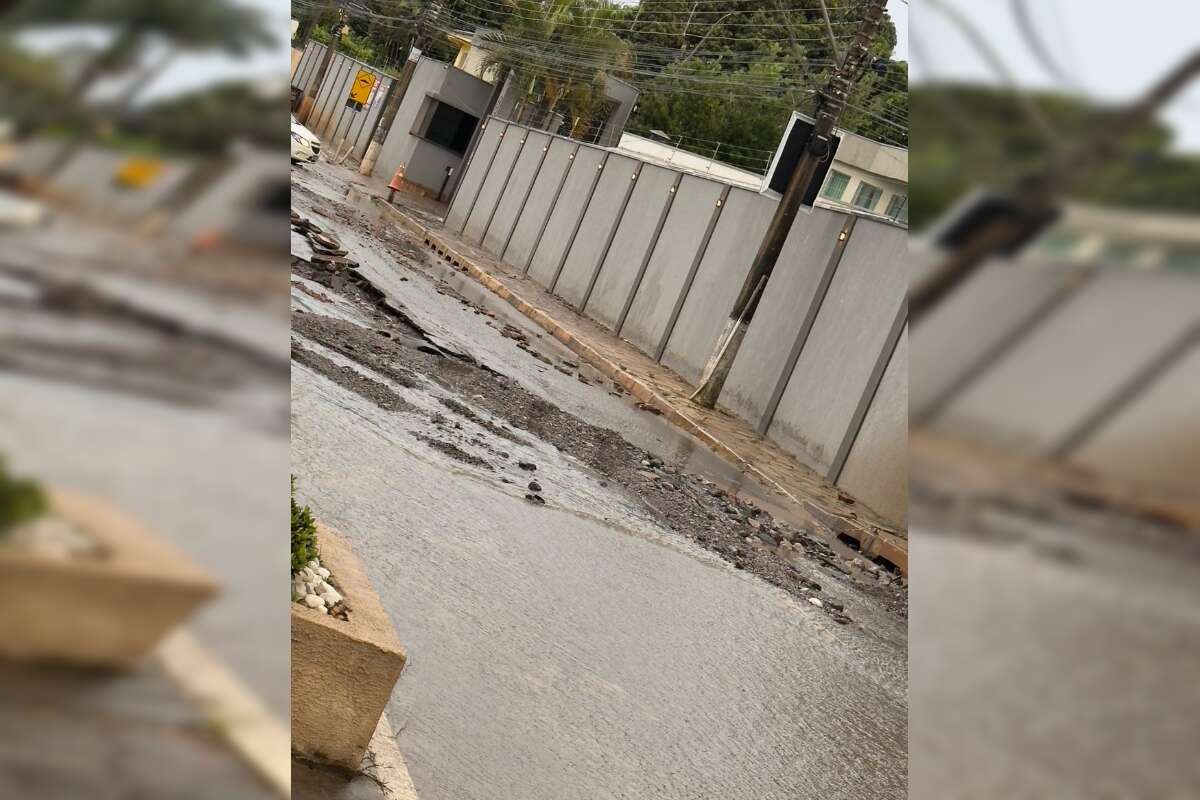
553, 154, 641, 308
721, 207, 848, 427
936, 270, 1200, 455
462, 123, 523, 243
445, 117, 504, 231
483, 131, 550, 254
438, 120, 910, 527
766, 221, 908, 473
660, 188, 777, 384
502, 137, 577, 269
618, 175, 727, 356
583, 164, 677, 329
526, 146, 607, 288
1069, 342, 1200, 496
836, 328, 909, 525
910, 260, 1082, 419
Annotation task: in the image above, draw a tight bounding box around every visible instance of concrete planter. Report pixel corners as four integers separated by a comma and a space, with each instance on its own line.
0, 488, 218, 669
291, 524, 407, 771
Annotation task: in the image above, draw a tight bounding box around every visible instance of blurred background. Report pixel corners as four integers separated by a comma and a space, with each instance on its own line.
0, 1, 291, 797
907, 0, 1200, 797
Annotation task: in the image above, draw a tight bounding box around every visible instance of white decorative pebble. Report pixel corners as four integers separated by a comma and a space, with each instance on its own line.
315, 566, 331, 579
303, 594, 326, 609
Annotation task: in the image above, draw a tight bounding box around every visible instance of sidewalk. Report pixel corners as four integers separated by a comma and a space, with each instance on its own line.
372, 184, 907, 573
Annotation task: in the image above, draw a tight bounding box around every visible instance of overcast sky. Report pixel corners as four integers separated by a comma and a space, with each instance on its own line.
908, 0, 1200, 154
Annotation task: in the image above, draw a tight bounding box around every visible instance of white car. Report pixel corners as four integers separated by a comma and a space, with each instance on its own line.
0, 189, 49, 229
291, 115, 321, 163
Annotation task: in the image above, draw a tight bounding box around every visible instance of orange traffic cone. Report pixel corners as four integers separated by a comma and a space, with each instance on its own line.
387, 164, 406, 203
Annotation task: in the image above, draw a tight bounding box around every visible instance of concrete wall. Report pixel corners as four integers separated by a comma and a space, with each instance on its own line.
526, 145, 607, 288
766, 220, 908, 474
659, 188, 776, 385
462, 122, 526, 243
441, 119, 910, 526
837, 328, 908, 522
935, 270, 1200, 456
481, 130, 551, 255
502, 137, 579, 269
445, 119, 505, 231
583, 164, 679, 329
292, 43, 393, 162
721, 206, 849, 428
552, 153, 641, 308
618, 174, 727, 356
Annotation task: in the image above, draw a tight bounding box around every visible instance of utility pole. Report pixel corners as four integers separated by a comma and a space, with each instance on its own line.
689, 0, 887, 408
297, 3, 346, 124
359, 3, 440, 176
910, 48, 1200, 323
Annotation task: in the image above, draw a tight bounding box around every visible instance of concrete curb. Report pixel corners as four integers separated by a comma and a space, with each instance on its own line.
158, 630, 291, 797
377, 200, 908, 573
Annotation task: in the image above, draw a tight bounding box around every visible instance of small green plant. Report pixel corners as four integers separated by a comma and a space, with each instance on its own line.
291, 476, 319, 574
0, 455, 48, 536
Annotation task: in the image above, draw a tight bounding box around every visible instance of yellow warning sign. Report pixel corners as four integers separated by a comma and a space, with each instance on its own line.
347, 69, 376, 110
114, 157, 165, 189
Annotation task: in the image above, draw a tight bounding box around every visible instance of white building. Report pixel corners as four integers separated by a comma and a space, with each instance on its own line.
616, 117, 909, 226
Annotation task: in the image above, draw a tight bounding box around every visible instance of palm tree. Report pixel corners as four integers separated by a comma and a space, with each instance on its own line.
481, 0, 630, 136
5, 0, 275, 176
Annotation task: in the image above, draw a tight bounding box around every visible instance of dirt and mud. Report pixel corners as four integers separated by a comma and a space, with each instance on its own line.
291, 212, 906, 622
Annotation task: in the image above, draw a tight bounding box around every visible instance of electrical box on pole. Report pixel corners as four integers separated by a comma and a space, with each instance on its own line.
760, 111, 842, 206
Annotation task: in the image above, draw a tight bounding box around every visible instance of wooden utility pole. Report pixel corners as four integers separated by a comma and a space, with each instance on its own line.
297, 3, 346, 124
359, 3, 439, 176
690, 0, 887, 408
910, 48, 1200, 322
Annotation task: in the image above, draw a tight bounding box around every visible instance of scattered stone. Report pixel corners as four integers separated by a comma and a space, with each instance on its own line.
808, 597, 824, 609
518, 461, 537, 471
524, 493, 546, 505
528, 480, 542, 492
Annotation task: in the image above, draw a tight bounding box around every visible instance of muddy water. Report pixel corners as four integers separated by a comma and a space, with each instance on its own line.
292, 362, 905, 800
292, 165, 907, 799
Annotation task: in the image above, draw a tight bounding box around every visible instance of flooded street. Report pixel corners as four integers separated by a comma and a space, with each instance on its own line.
290, 163, 907, 799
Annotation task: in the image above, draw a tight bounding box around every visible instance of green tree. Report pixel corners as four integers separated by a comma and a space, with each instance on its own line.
481, 0, 630, 136
908, 84, 1200, 229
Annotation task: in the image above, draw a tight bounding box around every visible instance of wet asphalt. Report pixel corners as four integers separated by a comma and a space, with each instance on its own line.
290, 164, 907, 799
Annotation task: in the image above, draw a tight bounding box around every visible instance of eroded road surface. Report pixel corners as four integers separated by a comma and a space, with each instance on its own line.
290, 162, 907, 800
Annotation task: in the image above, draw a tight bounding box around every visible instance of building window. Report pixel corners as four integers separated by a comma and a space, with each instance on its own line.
415, 98, 479, 155
821, 170, 850, 201
1163, 246, 1200, 271
885, 194, 908, 224
1038, 231, 1081, 257
1098, 239, 1143, 266
852, 181, 883, 212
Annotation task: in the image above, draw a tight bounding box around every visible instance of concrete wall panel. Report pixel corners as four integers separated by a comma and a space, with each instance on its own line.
836, 328, 908, 526
619, 175, 727, 356
482, 131, 550, 255
444, 115, 503, 231
583, 164, 678, 329
462, 123, 522, 243
660, 188, 777, 384
1070, 342, 1200, 496
766, 220, 908, 473
502, 137, 577, 269
938, 270, 1200, 454
721, 207, 849, 427
910, 260, 1080, 419
526, 146, 606, 289
553, 154, 640, 308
